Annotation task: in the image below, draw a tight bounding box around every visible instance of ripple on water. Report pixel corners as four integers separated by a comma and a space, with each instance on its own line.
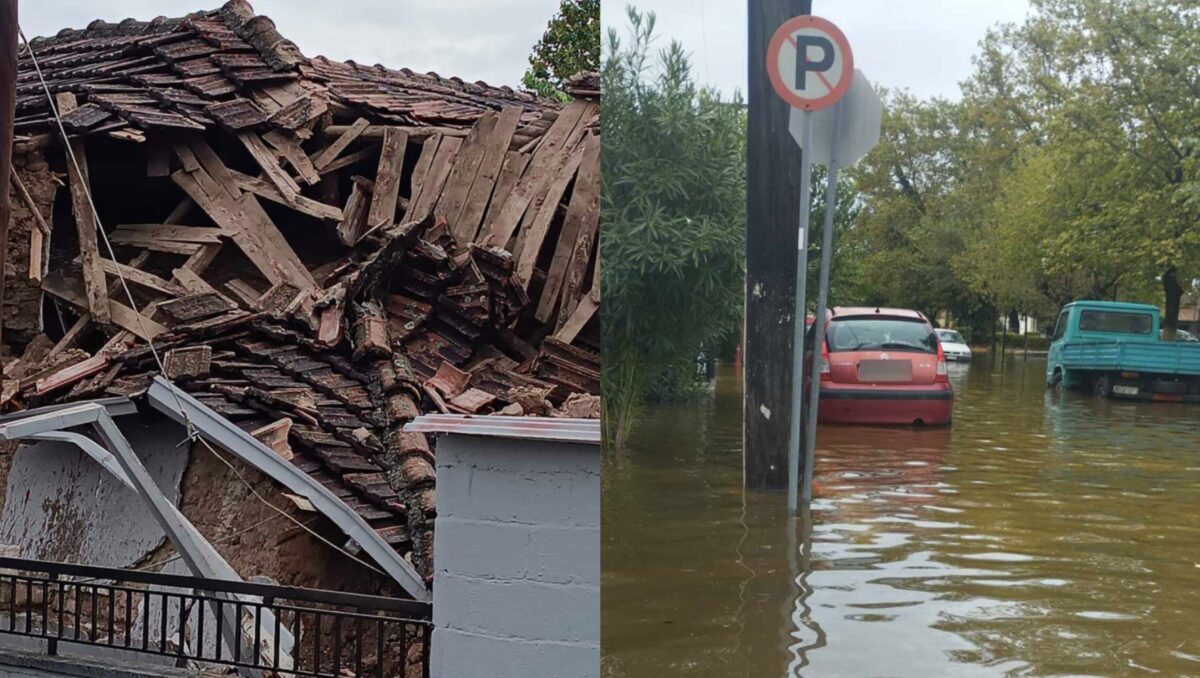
956, 552, 1038, 563
603, 360, 1200, 678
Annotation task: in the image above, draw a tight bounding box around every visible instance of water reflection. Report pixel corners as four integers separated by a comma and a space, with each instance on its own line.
602, 355, 1200, 677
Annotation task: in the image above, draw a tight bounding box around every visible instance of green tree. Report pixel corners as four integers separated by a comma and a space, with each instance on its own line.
522, 0, 600, 101
960, 0, 1200, 334
601, 7, 746, 447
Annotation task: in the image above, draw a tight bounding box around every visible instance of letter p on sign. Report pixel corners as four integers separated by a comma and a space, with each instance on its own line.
768, 16, 853, 111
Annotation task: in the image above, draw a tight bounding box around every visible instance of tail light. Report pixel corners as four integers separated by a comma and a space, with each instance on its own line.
935, 342, 949, 383
820, 339, 832, 381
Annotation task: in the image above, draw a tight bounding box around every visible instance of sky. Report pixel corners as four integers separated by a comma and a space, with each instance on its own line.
19, 0, 562, 89
602, 0, 1034, 101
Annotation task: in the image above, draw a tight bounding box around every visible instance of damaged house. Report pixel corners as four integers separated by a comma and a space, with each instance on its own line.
0, 1, 599, 674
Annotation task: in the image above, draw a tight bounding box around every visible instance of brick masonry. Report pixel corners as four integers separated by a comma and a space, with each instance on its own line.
431, 435, 599, 678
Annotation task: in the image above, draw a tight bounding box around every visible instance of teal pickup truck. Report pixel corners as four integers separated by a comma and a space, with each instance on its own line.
1046, 300, 1200, 401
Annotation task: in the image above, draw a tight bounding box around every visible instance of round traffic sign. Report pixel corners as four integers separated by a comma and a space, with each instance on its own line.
767, 15, 854, 111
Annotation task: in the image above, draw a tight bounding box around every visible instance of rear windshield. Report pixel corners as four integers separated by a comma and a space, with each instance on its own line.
827, 317, 937, 354
937, 330, 965, 344
1078, 310, 1153, 335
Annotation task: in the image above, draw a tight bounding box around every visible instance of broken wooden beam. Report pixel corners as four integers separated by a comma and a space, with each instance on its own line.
366, 127, 408, 229
311, 117, 370, 171
42, 272, 167, 340
56, 92, 110, 324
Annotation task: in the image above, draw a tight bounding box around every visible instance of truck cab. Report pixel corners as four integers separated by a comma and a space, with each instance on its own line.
1047, 300, 1200, 400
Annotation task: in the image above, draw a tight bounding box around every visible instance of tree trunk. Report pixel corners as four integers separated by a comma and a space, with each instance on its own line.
990, 308, 998, 355
1162, 267, 1183, 340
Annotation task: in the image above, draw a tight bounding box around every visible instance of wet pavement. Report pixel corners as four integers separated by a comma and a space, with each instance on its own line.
602, 356, 1200, 677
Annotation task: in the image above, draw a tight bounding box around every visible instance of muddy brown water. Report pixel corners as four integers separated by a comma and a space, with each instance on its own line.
602, 357, 1200, 677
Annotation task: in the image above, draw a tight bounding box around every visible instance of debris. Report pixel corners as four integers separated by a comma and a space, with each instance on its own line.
4, 0, 601, 581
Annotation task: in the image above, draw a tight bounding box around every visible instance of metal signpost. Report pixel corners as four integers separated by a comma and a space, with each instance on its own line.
767, 16, 881, 513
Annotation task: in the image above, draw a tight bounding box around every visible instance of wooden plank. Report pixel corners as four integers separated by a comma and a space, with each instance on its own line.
47, 314, 91, 361
172, 266, 221, 295
318, 144, 379, 176
323, 124, 469, 140
407, 136, 461, 223
228, 168, 342, 221
337, 178, 370, 246
557, 229, 599, 337
36, 353, 109, 396
311, 117, 370, 170
224, 279, 262, 306
12, 171, 50, 235
182, 243, 221, 273
57, 92, 110, 324
366, 127, 409, 229
264, 129, 321, 185
111, 225, 231, 243
537, 133, 600, 321
99, 258, 181, 296
404, 134, 441, 219
484, 151, 530, 242
436, 112, 497, 238
515, 142, 585, 287
172, 142, 202, 173
42, 272, 168, 340
28, 229, 43, 281
187, 139, 242, 200
237, 131, 301, 202
120, 239, 202, 255
479, 100, 590, 249
172, 169, 315, 290
458, 107, 522, 243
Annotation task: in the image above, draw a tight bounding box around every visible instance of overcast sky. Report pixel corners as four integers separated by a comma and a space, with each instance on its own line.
20, 0, 561, 89
602, 0, 1033, 101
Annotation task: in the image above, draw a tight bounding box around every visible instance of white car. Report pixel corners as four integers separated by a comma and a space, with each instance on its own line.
935, 329, 972, 362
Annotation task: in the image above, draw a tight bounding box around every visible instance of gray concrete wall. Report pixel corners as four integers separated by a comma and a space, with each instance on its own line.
431, 435, 599, 678
0, 413, 188, 566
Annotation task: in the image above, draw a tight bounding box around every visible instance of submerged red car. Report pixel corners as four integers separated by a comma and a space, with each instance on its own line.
808, 307, 953, 426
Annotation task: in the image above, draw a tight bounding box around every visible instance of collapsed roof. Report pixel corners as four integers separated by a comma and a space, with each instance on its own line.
1, 0, 600, 589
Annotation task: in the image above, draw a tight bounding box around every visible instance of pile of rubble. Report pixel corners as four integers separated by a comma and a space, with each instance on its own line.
1, 1, 600, 580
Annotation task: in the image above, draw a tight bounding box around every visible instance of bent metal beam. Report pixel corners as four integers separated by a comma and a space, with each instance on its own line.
0, 401, 293, 673
146, 376, 432, 603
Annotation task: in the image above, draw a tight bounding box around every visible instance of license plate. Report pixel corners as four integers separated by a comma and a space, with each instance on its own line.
1113, 384, 1139, 396
858, 359, 913, 382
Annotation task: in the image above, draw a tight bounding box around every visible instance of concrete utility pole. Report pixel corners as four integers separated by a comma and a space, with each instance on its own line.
745, 0, 811, 490
0, 0, 17, 349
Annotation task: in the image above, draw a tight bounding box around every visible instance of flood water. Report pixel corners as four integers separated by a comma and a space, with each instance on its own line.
602, 356, 1200, 677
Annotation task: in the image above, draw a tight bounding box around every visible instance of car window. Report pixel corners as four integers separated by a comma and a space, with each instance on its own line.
938, 330, 964, 343
827, 318, 937, 354
1053, 310, 1068, 340
1078, 310, 1152, 335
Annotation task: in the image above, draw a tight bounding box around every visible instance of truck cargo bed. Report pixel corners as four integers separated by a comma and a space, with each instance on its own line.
1060, 341, 1200, 376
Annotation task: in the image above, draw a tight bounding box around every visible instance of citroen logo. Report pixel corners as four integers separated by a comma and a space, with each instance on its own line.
880, 353, 890, 360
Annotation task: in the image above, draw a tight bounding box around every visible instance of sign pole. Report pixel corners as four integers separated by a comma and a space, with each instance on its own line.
801, 101, 844, 503
787, 110, 814, 515
745, 0, 811, 492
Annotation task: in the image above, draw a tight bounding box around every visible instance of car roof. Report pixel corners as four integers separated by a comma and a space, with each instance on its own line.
1066, 300, 1158, 313
830, 307, 927, 321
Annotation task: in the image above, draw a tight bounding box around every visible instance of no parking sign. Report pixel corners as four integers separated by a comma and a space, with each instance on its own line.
765, 14, 879, 514
767, 15, 854, 111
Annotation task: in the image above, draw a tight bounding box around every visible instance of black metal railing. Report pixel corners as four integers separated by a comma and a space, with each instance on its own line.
0, 556, 431, 677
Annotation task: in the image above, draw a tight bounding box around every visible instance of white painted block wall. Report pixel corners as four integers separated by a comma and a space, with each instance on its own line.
431, 434, 599, 678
